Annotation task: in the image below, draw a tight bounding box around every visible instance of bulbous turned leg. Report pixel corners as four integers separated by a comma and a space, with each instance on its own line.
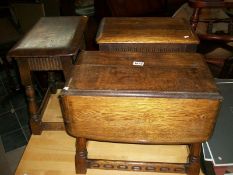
26, 85, 42, 134
76, 137, 87, 174
187, 143, 201, 175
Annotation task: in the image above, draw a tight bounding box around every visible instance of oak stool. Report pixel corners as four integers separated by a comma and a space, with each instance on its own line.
8, 16, 88, 134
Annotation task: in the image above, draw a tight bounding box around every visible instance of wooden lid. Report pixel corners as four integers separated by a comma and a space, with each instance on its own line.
96, 17, 199, 44
65, 51, 221, 99
8, 16, 88, 58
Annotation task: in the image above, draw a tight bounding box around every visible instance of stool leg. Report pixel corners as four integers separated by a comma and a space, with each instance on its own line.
17, 59, 41, 134
48, 71, 57, 94
76, 137, 87, 174
26, 85, 42, 134
187, 143, 201, 175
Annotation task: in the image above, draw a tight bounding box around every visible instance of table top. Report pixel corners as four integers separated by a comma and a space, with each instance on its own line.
96, 17, 199, 44
65, 51, 220, 99
8, 16, 88, 58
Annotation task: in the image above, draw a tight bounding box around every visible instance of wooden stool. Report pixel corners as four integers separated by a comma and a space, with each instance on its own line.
60, 51, 222, 175
7, 16, 88, 134
96, 17, 199, 52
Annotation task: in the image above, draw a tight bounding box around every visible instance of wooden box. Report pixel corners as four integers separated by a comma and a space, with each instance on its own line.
96, 17, 199, 52
7, 16, 88, 134
60, 51, 221, 144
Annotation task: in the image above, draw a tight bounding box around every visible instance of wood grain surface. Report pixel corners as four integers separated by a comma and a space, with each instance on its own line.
8, 16, 88, 57
67, 51, 220, 99
15, 131, 193, 175
76, 51, 207, 67
96, 17, 199, 44
61, 51, 221, 143
61, 96, 220, 143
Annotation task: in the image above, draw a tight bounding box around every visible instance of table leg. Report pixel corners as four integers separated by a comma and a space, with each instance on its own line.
48, 71, 57, 94
17, 59, 42, 134
76, 137, 87, 174
187, 143, 201, 175
26, 85, 42, 134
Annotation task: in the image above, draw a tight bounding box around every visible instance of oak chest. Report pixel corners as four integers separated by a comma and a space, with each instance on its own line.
60, 51, 221, 144
96, 17, 199, 52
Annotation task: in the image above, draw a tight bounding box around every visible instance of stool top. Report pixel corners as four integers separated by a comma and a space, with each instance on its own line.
96, 17, 199, 44
8, 16, 88, 58
64, 51, 221, 100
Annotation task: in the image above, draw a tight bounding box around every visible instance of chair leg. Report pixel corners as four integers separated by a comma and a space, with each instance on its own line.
190, 8, 200, 31
76, 137, 87, 174
187, 143, 201, 175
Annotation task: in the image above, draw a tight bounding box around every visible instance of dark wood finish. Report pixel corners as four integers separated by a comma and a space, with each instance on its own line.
190, 8, 200, 30
26, 85, 41, 135
189, 0, 233, 38
76, 51, 210, 67
189, 0, 233, 8
7, 16, 88, 134
76, 138, 87, 174
30, 86, 65, 131
187, 143, 201, 175
104, 0, 167, 17
198, 33, 233, 42
94, 0, 187, 18
60, 51, 221, 174
16, 58, 32, 86
96, 17, 199, 52
189, 0, 233, 78
8, 16, 88, 57
74, 142, 202, 174
87, 159, 186, 173
69, 51, 219, 98
48, 71, 57, 94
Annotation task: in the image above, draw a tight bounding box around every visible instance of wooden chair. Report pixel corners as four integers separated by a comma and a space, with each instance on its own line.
189, 0, 233, 78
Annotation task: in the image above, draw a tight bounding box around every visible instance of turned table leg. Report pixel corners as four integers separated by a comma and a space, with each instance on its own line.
17, 59, 42, 134
26, 85, 42, 134
187, 143, 201, 175
76, 137, 87, 174
48, 71, 57, 94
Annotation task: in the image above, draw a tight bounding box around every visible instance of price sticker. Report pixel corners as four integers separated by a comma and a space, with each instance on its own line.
133, 61, 144, 66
